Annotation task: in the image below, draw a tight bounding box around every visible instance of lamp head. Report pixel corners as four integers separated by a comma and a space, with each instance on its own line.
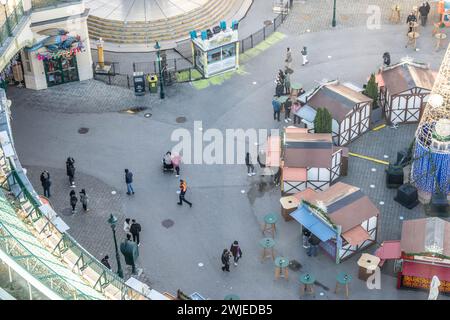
107, 214, 118, 226
0, 0, 7, 6
154, 41, 160, 50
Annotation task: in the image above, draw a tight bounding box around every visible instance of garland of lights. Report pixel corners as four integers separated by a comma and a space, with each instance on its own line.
36, 42, 84, 61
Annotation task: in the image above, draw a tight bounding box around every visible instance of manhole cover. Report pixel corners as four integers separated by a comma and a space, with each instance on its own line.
144, 113, 152, 118
121, 106, 148, 114
264, 20, 273, 27
162, 219, 174, 228
176, 116, 187, 123
78, 127, 89, 134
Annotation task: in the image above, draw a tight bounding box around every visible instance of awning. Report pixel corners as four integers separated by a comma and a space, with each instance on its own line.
402, 261, 450, 282
294, 105, 317, 122
290, 205, 336, 242
342, 226, 371, 246
375, 240, 402, 260
282, 167, 307, 182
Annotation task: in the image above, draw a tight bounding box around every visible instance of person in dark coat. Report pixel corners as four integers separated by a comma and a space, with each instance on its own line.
406, 11, 417, 33
66, 157, 75, 187
79, 189, 89, 212
101, 255, 111, 269
272, 97, 281, 121
275, 79, 284, 97
40, 170, 51, 198
245, 152, 255, 176
284, 97, 292, 123
69, 190, 77, 214
229, 240, 243, 266
124, 169, 135, 195
307, 234, 321, 257
419, 2, 430, 26
221, 249, 231, 272
273, 166, 281, 186
302, 227, 311, 248
130, 219, 142, 246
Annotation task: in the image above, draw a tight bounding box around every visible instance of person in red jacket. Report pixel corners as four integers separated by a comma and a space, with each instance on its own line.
229, 240, 243, 266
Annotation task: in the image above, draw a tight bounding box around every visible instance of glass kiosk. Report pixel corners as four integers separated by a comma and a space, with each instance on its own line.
191, 22, 239, 78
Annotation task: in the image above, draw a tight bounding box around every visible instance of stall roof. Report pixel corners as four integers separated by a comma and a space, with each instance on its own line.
308, 182, 379, 233
378, 62, 436, 95
375, 240, 402, 260
305, 82, 372, 123
292, 188, 317, 203
400, 217, 450, 258
283, 130, 334, 168
295, 105, 317, 123
342, 225, 371, 246
290, 205, 336, 242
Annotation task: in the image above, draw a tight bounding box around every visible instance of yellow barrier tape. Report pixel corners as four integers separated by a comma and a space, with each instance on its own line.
348, 152, 390, 165
372, 124, 386, 131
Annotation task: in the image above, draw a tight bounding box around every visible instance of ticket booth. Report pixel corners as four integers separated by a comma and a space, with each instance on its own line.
191, 22, 239, 78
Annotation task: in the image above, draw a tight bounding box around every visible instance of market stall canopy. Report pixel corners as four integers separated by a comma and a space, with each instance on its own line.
342, 225, 371, 246
290, 205, 336, 242
374, 240, 402, 260
292, 188, 317, 202
400, 217, 450, 258
378, 61, 437, 95
304, 81, 372, 123
295, 104, 316, 123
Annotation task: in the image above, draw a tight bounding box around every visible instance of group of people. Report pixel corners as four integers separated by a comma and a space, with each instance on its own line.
69, 188, 89, 214
163, 151, 182, 176
124, 218, 142, 246
221, 241, 243, 272
406, 2, 430, 34
275, 68, 290, 98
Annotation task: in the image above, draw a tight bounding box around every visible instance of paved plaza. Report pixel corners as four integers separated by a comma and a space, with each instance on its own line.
7, 2, 450, 300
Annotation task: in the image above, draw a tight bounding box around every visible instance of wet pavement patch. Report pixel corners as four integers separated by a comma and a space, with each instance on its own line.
78, 127, 89, 134
162, 219, 174, 228
176, 116, 186, 123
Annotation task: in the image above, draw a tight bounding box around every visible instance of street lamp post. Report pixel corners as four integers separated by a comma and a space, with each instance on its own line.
332, 0, 337, 27
0, 0, 12, 37
108, 214, 124, 279
154, 41, 165, 99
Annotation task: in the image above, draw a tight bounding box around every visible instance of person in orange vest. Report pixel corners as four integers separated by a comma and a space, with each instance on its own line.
177, 179, 192, 207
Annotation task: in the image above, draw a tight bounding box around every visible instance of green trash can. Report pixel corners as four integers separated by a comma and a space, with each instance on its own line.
147, 74, 158, 93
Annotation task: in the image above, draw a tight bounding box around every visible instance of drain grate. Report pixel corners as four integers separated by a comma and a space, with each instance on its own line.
78, 127, 89, 134
162, 219, 174, 228
121, 106, 148, 114
176, 116, 186, 123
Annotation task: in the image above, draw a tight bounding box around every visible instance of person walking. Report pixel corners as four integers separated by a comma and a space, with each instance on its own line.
307, 234, 321, 257
123, 218, 132, 236
79, 189, 89, 212
221, 249, 231, 272
66, 157, 76, 187
69, 190, 77, 214
171, 153, 182, 177
284, 70, 291, 94
130, 219, 142, 246
284, 97, 292, 123
275, 78, 284, 97
101, 255, 111, 270
272, 97, 281, 121
273, 166, 281, 186
406, 11, 417, 33
177, 179, 192, 207
229, 240, 243, 266
40, 170, 51, 198
302, 227, 311, 248
124, 169, 135, 195
285, 47, 292, 71
420, 2, 430, 26
245, 152, 256, 176
301, 46, 309, 66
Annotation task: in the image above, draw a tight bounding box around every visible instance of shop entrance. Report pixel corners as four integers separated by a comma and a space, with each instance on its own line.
44, 56, 79, 87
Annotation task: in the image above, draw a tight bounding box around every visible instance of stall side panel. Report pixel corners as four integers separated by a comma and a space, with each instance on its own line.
307, 167, 331, 191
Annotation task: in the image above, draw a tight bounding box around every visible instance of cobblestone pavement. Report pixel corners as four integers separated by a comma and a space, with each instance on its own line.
23, 165, 153, 285
282, 0, 440, 34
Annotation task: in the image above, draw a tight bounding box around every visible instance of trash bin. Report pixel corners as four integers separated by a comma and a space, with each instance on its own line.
133, 72, 145, 96
147, 74, 158, 93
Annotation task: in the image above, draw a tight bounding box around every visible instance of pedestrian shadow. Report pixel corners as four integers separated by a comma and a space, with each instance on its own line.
61, 207, 74, 216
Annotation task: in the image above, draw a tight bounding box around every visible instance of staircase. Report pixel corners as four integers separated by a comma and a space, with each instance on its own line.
87, 0, 243, 44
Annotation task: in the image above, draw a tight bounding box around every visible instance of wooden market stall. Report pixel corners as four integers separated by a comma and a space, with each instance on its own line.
280, 127, 344, 194
376, 60, 436, 125
290, 182, 380, 263
377, 217, 450, 293
299, 80, 373, 146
